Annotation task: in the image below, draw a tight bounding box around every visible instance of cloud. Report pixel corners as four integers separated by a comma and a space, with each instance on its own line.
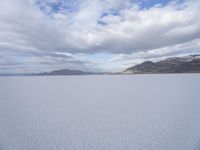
0, 0, 200, 73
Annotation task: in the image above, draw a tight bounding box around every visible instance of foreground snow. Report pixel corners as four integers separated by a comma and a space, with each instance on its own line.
0, 74, 200, 150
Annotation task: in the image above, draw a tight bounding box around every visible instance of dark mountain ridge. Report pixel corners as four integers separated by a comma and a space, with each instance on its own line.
123, 55, 200, 74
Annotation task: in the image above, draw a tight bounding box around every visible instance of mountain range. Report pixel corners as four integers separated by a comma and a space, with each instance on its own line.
123, 54, 200, 74
1, 54, 200, 76
37, 69, 97, 76
0, 69, 97, 76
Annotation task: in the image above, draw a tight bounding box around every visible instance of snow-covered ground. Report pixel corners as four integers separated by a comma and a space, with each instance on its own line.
0, 74, 200, 150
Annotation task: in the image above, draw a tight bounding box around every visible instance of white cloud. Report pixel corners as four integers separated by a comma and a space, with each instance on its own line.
0, 0, 200, 73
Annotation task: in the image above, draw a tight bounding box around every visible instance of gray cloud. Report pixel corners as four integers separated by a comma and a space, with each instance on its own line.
0, 0, 200, 73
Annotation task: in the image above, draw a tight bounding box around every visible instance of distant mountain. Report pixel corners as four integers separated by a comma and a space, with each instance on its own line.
37, 69, 97, 76
0, 69, 101, 77
123, 55, 200, 74
1, 55, 200, 77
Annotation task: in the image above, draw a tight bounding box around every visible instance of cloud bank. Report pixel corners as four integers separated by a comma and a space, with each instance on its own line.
0, 0, 200, 73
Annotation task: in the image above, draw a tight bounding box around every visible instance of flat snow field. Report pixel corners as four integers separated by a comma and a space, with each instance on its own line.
0, 74, 200, 150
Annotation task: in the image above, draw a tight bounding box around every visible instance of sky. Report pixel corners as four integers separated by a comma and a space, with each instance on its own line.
0, 0, 200, 73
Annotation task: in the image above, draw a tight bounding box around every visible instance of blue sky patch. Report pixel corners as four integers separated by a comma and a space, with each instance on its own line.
138, 0, 171, 9
138, 0, 185, 9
